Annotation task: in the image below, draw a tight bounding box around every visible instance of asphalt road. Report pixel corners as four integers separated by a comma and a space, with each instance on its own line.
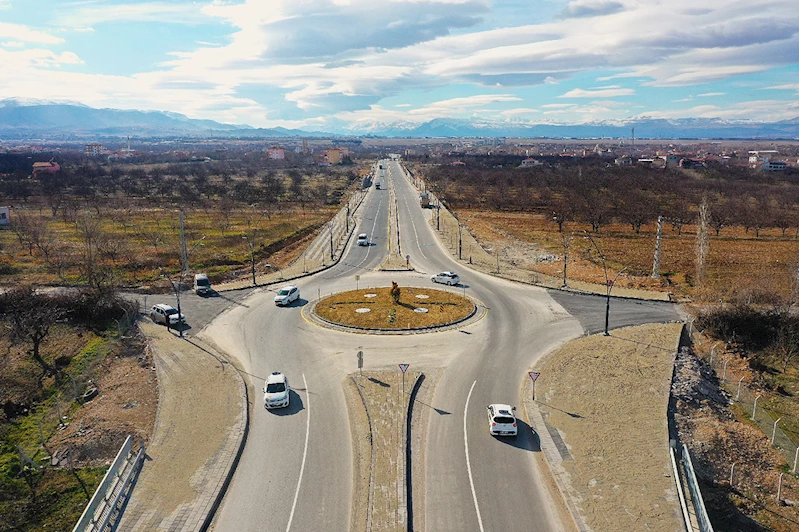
158, 158, 686, 532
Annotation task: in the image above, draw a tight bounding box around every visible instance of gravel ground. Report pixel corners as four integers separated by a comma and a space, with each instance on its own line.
530, 323, 684, 532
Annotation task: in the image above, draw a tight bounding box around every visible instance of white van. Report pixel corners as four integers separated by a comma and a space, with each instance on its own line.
357, 233, 368, 246
194, 273, 211, 295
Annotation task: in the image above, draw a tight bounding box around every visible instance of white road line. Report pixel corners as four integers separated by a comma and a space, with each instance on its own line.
352, 197, 383, 270
398, 184, 428, 261
464, 379, 485, 532
286, 373, 310, 532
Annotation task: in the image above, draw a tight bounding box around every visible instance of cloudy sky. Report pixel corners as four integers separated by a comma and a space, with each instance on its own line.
1, 0, 798, 130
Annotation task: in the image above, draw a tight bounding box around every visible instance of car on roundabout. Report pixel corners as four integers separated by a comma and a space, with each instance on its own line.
431, 271, 460, 286
274, 285, 300, 306
264, 372, 290, 409
487, 403, 518, 436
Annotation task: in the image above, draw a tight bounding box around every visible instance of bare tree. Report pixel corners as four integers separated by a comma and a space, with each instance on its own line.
2, 286, 65, 379
774, 313, 799, 373
696, 198, 710, 286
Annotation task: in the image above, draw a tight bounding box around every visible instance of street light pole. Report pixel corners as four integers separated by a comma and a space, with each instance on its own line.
242, 235, 256, 286
584, 231, 627, 336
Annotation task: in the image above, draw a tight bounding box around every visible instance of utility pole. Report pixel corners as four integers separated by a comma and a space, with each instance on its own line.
652, 215, 663, 279
329, 222, 334, 261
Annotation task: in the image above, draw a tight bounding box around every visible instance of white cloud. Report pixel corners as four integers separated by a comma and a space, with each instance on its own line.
0, 22, 63, 44
1, 41, 24, 48
58, 2, 211, 26
766, 84, 799, 90
697, 92, 725, 97
559, 87, 635, 98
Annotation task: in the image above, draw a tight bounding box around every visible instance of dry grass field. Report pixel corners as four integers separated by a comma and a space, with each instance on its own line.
315, 286, 474, 329
459, 210, 799, 303
0, 204, 336, 288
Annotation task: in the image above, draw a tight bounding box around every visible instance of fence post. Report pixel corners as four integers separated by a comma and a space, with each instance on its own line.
722, 359, 729, 382
772, 417, 782, 445
777, 472, 784, 502
736, 376, 744, 400
730, 462, 736, 487
794, 447, 799, 474
752, 395, 761, 421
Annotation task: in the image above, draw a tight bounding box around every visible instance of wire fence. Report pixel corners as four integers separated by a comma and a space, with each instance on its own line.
687, 330, 799, 528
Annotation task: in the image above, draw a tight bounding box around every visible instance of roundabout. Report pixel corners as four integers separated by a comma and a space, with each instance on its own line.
305, 284, 484, 333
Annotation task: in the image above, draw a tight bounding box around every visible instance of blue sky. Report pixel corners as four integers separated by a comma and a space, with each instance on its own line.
1, 0, 798, 131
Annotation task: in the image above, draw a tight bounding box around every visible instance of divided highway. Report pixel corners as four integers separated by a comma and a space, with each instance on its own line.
205, 159, 681, 531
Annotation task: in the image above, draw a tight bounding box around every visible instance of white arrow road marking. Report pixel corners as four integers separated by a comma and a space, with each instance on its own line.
287, 373, 310, 532
464, 379, 485, 532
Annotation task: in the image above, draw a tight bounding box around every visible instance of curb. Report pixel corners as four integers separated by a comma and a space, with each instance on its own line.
405, 373, 425, 532
200, 352, 250, 532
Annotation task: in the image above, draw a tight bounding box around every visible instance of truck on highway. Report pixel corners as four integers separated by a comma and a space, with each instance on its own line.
420, 192, 430, 208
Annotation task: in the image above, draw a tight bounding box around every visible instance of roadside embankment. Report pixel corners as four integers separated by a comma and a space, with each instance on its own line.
525, 323, 684, 531
117, 322, 246, 532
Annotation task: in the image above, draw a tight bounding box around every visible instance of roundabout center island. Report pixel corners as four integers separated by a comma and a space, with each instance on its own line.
313, 283, 476, 331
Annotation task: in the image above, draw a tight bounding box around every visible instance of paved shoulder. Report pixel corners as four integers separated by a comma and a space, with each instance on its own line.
118, 321, 247, 532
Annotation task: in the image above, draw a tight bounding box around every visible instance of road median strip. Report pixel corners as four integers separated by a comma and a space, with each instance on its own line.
345, 370, 422, 532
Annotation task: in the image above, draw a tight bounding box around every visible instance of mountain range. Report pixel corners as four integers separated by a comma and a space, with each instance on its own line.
1, 99, 799, 140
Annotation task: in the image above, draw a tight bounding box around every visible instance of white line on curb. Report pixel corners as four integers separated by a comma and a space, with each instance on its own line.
286, 373, 310, 532
464, 379, 485, 532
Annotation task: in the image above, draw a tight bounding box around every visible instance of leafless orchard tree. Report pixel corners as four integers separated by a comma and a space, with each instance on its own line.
695, 198, 710, 286
1, 286, 66, 380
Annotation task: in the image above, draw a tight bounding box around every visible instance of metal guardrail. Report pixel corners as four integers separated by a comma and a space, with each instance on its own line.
73, 435, 146, 532
681, 443, 714, 532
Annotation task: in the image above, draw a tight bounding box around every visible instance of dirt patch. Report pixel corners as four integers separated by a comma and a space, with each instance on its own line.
315, 287, 474, 329
47, 333, 157, 467
532, 323, 684, 531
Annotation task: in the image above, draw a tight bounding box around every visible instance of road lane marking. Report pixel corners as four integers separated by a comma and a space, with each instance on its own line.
286, 373, 310, 532
464, 379, 485, 532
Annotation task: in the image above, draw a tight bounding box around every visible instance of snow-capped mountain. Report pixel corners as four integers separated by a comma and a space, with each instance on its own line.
1, 98, 798, 139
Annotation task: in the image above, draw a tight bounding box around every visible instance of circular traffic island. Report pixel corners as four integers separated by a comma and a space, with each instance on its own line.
314, 285, 475, 331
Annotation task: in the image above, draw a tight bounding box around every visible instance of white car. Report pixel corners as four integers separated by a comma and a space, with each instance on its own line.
149, 304, 185, 326
264, 372, 290, 409
431, 271, 460, 286
487, 404, 518, 436
357, 233, 369, 246
274, 285, 300, 306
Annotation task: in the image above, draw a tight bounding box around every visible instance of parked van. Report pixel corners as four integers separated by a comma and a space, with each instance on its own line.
194, 273, 211, 295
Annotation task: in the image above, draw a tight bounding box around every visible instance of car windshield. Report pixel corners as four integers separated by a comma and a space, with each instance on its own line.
196, 279, 210, 286
278, 288, 291, 296
493, 416, 515, 424
266, 382, 286, 393
164, 308, 178, 316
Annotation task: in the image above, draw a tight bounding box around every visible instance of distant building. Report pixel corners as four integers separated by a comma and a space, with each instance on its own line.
85, 143, 104, 156
661, 154, 682, 168
762, 161, 788, 171
519, 158, 543, 168
32, 161, 60, 177
0, 206, 9, 226
615, 156, 634, 167
267, 146, 285, 160
323, 148, 342, 165
451, 160, 466, 166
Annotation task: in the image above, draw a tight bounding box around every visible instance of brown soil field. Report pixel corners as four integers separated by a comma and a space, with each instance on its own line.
315, 286, 474, 329
459, 209, 799, 303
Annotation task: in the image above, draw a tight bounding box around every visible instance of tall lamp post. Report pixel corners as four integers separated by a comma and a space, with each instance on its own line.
242, 235, 257, 286
164, 235, 204, 339
584, 231, 627, 336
